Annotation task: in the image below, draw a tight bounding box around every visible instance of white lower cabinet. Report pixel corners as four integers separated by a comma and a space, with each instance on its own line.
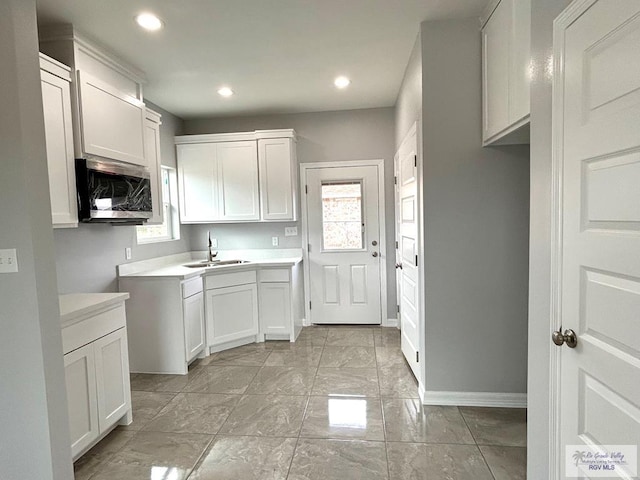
64, 344, 99, 458
61, 299, 132, 461
205, 272, 259, 352
119, 276, 206, 374
259, 283, 291, 338
184, 291, 205, 362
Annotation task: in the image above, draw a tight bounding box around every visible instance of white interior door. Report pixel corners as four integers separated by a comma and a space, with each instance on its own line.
305, 165, 382, 324
555, 1, 640, 477
397, 125, 420, 379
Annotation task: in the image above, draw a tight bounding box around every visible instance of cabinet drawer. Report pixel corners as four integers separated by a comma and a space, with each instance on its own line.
182, 276, 203, 298
259, 268, 290, 283
205, 270, 256, 290
62, 304, 126, 355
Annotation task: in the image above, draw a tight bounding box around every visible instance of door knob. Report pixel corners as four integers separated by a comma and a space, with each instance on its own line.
372, 252, 379, 257
395, 263, 403, 269
551, 328, 577, 348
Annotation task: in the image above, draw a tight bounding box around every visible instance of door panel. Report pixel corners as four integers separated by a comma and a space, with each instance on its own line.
93, 328, 131, 433
556, 1, 640, 476
184, 292, 205, 362
306, 165, 382, 324
397, 126, 420, 380
206, 284, 259, 346
217, 141, 260, 221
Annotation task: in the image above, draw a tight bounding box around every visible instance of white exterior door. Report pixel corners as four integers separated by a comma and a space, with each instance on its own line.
555, 1, 640, 477
396, 125, 420, 379
305, 164, 382, 324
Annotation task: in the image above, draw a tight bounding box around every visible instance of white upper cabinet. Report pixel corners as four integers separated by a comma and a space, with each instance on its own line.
40, 53, 78, 228
145, 109, 163, 225
177, 143, 219, 223
258, 138, 297, 221
77, 71, 146, 166
482, 0, 531, 145
39, 25, 148, 166
175, 130, 297, 223
217, 141, 260, 221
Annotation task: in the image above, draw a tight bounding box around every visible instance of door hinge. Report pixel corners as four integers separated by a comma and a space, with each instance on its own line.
394, 176, 397, 185
308, 243, 311, 253
416, 351, 419, 363
395, 240, 398, 249
415, 255, 418, 266
305, 185, 308, 194
414, 155, 417, 167
309, 301, 312, 310
397, 304, 400, 313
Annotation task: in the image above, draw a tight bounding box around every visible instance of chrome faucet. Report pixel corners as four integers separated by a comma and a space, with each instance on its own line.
208, 231, 218, 262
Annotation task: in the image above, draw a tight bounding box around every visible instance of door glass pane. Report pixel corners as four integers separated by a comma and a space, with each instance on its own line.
322, 182, 363, 250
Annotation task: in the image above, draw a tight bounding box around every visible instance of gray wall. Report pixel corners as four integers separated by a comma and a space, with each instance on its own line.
420, 19, 530, 393
184, 107, 398, 318
0, 1, 73, 478
54, 103, 192, 294
528, 0, 571, 477
395, 33, 422, 149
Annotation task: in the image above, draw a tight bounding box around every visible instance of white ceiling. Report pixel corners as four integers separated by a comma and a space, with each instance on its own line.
36, 0, 486, 119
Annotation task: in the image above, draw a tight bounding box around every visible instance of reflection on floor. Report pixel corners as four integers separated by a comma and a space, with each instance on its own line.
74, 325, 527, 480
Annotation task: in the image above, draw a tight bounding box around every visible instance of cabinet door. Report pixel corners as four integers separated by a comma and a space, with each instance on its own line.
482, 0, 511, 141
217, 141, 260, 221
259, 282, 291, 336
145, 115, 163, 225
258, 138, 295, 221
206, 284, 259, 347
41, 69, 77, 228
77, 71, 146, 166
64, 344, 99, 459
93, 328, 132, 434
177, 143, 218, 223
184, 292, 205, 362
509, 0, 531, 124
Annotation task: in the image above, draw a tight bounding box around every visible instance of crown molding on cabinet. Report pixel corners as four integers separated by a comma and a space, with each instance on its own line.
174, 129, 297, 145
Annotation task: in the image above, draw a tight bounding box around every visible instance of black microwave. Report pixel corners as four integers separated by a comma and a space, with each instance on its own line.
75, 158, 153, 224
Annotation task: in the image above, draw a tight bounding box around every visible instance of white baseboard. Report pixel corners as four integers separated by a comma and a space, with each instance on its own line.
421, 390, 527, 408
302, 318, 310, 327
382, 317, 398, 328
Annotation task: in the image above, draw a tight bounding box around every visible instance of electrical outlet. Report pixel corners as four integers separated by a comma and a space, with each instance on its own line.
284, 227, 298, 237
125, 247, 132, 260
272, 236, 279, 246
211, 238, 218, 248
0, 249, 19, 273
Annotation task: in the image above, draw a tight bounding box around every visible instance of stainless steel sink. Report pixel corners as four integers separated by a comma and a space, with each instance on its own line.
183, 260, 249, 268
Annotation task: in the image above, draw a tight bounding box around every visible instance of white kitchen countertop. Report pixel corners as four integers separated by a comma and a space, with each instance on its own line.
59, 292, 130, 327
117, 249, 303, 280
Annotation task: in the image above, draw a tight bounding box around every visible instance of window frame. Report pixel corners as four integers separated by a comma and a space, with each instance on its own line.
136, 166, 180, 245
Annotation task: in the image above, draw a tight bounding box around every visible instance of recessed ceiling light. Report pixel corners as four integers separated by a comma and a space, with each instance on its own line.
135, 13, 163, 31
334, 76, 351, 89
217, 87, 234, 97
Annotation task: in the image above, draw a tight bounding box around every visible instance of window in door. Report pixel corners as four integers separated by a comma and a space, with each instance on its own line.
321, 181, 363, 250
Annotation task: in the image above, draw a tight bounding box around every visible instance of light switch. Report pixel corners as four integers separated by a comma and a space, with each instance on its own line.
284, 227, 298, 237
0, 249, 19, 273
272, 236, 279, 246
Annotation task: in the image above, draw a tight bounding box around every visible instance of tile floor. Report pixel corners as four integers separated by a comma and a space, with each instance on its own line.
74, 326, 527, 480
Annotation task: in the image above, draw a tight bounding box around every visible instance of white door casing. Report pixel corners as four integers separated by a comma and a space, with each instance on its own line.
302, 161, 386, 325
396, 124, 421, 380
552, 1, 640, 477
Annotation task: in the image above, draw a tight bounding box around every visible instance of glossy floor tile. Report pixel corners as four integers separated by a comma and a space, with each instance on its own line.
387, 442, 494, 479
218, 394, 307, 437
382, 398, 475, 444
142, 393, 240, 434
77, 326, 527, 479
300, 396, 385, 441
189, 436, 297, 480
460, 406, 527, 447
288, 438, 388, 480
319, 346, 376, 368
480, 445, 527, 480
